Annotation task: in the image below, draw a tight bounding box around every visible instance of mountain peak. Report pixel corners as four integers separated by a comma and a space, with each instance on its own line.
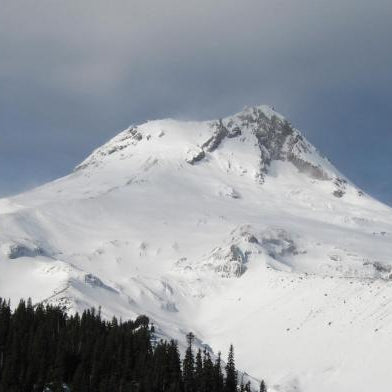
74, 105, 350, 199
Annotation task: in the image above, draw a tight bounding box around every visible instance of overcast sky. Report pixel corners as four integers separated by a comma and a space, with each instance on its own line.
1, 0, 391, 203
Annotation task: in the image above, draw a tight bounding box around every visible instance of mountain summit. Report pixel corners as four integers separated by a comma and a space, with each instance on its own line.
76, 105, 345, 193
1, 106, 391, 392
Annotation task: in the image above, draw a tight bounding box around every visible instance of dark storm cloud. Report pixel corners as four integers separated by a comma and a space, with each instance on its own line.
1, 0, 392, 201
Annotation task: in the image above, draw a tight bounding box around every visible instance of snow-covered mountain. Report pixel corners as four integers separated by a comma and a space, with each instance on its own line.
1, 105, 392, 392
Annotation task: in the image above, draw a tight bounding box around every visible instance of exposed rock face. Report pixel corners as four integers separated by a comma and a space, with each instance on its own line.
75, 126, 143, 171
209, 244, 250, 277
333, 178, 348, 198
236, 107, 331, 182
84, 273, 118, 293
288, 154, 330, 181
3, 242, 48, 259
174, 225, 303, 278
363, 261, 392, 280
260, 228, 299, 262
243, 109, 293, 175
194, 106, 336, 185
186, 148, 206, 165
202, 120, 229, 152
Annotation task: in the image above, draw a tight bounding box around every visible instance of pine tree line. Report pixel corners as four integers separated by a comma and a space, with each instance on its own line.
0, 298, 267, 392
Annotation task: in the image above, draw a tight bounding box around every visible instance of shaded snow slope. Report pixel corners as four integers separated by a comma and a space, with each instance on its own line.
1, 105, 391, 391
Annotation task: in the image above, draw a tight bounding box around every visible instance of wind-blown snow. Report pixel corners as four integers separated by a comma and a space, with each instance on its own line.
0, 105, 391, 391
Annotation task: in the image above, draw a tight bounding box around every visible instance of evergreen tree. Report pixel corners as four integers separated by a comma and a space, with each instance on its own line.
194, 349, 203, 392
167, 340, 182, 391
244, 381, 251, 391
213, 352, 224, 392
183, 332, 195, 392
224, 344, 237, 392
260, 379, 267, 392
202, 350, 214, 392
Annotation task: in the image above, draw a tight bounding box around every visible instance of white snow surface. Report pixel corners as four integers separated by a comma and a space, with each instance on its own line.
1, 105, 392, 391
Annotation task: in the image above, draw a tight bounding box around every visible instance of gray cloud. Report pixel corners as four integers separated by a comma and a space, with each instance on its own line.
1, 0, 391, 202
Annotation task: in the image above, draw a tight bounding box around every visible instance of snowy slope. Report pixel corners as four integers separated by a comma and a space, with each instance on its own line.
1, 105, 392, 391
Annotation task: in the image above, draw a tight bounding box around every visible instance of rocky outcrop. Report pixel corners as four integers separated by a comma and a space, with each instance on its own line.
84, 273, 118, 293
207, 244, 250, 278
174, 225, 303, 278
288, 154, 331, 181
2, 242, 48, 259
75, 126, 143, 171
186, 148, 206, 165
202, 120, 229, 152
333, 178, 347, 198
259, 228, 299, 261
237, 107, 331, 182
363, 261, 392, 280
191, 106, 333, 184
